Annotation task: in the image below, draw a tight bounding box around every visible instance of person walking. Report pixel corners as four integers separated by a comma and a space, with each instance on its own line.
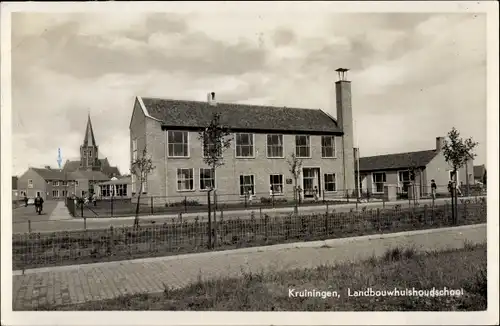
34, 194, 44, 214
23, 195, 28, 207
430, 179, 437, 200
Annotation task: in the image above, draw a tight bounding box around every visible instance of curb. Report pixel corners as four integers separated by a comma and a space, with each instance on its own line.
13, 223, 486, 276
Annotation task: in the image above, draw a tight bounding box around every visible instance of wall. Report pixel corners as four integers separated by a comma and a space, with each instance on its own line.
129, 98, 147, 195
160, 131, 347, 204
425, 151, 470, 194
17, 169, 46, 199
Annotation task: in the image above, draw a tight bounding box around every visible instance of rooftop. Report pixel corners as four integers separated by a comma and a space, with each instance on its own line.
359, 150, 439, 172
140, 97, 342, 135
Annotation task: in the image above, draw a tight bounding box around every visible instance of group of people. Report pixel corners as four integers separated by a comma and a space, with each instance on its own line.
429, 179, 463, 200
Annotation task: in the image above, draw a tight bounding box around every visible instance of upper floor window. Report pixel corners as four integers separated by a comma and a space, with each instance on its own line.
295, 135, 310, 158
168, 131, 189, 157
235, 133, 254, 158
132, 139, 138, 161
267, 134, 284, 158
52, 181, 59, 186
321, 136, 336, 158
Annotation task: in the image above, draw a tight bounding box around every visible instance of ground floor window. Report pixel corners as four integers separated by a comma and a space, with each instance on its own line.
199, 168, 216, 190
177, 168, 194, 191
240, 175, 255, 196
52, 190, 59, 198
269, 174, 283, 195
116, 184, 127, 197
324, 173, 337, 192
62, 190, 67, 197
101, 185, 112, 197
398, 171, 411, 193
372, 172, 386, 193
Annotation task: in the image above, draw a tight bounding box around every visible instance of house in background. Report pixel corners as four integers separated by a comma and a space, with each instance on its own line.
94, 176, 132, 200
129, 68, 356, 204
473, 164, 486, 185
356, 137, 474, 198
17, 114, 121, 200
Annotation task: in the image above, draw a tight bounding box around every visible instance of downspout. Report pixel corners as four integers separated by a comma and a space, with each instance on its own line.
342, 134, 346, 195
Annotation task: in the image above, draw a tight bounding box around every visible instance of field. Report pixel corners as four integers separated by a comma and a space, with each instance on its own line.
35, 242, 487, 311
13, 198, 487, 270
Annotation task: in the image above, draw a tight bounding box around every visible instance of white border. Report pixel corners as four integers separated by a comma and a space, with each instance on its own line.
1, 2, 499, 326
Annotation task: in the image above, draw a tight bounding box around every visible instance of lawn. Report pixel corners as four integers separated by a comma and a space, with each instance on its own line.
36, 242, 487, 311
13, 199, 487, 270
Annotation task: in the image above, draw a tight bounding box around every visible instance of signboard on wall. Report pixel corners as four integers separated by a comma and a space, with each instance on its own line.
286, 178, 293, 185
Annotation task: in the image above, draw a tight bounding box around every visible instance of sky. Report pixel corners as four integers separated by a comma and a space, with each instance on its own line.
10, 8, 487, 176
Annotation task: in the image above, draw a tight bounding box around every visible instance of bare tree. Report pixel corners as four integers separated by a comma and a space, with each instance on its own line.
130, 147, 155, 228
198, 112, 232, 248
442, 127, 478, 223
287, 153, 303, 212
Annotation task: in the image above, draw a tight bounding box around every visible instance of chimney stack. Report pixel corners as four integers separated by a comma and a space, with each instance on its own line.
436, 137, 445, 151
207, 92, 217, 106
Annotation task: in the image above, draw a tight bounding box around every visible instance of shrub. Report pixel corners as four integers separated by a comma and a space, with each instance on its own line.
260, 197, 288, 204
165, 199, 202, 207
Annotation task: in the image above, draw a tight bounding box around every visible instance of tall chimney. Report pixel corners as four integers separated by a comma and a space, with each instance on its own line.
436, 137, 445, 151
207, 92, 217, 106
335, 68, 355, 194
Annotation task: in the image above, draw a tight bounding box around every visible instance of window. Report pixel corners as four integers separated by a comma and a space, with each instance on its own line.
239, 175, 255, 196
116, 184, 127, 197
62, 181, 68, 186
132, 139, 138, 161
62, 190, 67, 197
28, 179, 33, 188
398, 171, 411, 193
52, 181, 59, 186
177, 168, 194, 191
168, 131, 189, 157
321, 136, 336, 158
267, 134, 284, 158
199, 168, 216, 190
324, 173, 337, 192
101, 185, 111, 197
235, 133, 254, 158
372, 172, 386, 193
52, 190, 59, 197
295, 135, 310, 158
269, 174, 283, 195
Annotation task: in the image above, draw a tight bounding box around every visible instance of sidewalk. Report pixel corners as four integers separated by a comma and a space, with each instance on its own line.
12, 223, 486, 310
48, 201, 73, 220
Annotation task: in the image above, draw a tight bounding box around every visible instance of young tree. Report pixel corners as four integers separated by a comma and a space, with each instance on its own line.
198, 112, 232, 248
131, 147, 156, 228
287, 153, 303, 212
442, 127, 478, 223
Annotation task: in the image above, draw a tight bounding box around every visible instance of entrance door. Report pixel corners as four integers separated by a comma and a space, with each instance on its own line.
303, 168, 321, 198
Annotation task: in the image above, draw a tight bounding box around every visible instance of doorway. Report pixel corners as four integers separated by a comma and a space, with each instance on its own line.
302, 167, 321, 198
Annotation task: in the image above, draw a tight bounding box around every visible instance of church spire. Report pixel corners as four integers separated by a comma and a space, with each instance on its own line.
83, 113, 97, 147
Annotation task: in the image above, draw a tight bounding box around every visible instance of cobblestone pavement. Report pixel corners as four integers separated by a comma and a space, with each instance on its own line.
13, 224, 486, 310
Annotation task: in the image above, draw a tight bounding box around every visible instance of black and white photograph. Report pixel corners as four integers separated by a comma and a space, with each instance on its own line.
1, 1, 498, 325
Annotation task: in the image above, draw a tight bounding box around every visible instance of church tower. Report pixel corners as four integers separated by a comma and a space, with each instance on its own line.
80, 114, 100, 170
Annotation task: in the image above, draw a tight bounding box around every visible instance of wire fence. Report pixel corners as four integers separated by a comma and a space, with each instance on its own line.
63, 184, 487, 218
13, 197, 487, 271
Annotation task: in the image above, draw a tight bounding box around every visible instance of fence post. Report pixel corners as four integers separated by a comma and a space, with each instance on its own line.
259, 207, 262, 219
244, 193, 248, 208
213, 206, 217, 248
324, 208, 329, 235
207, 191, 212, 249
28, 220, 31, 233
376, 208, 381, 231
84, 217, 87, 230
151, 197, 154, 215
322, 190, 325, 204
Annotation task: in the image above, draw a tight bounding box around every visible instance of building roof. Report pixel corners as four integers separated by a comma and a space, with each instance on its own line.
31, 168, 68, 180
141, 97, 342, 134
98, 177, 131, 185
83, 114, 97, 147
473, 165, 486, 177
359, 150, 438, 172
70, 170, 110, 181
63, 159, 120, 176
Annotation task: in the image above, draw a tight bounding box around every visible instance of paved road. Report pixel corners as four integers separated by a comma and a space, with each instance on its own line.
12, 196, 484, 233
12, 201, 59, 224
12, 224, 486, 310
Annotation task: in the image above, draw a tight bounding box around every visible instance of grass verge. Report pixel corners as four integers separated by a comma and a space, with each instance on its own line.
34, 242, 487, 311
